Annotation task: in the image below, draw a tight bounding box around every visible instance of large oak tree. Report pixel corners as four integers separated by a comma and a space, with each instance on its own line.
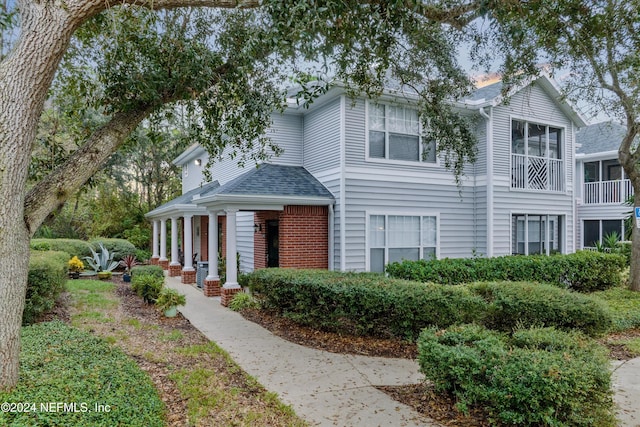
0, 0, 482, 389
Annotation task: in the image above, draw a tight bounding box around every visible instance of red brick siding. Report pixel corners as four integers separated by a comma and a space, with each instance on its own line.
200, 216, 209, 261
254, 211, 280, 269
278, 206, 328, 269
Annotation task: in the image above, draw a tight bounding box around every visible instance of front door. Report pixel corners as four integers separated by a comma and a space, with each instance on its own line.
266, 220, 279, 268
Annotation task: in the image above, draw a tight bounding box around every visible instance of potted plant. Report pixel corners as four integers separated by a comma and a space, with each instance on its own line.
155, 288, 186, 317
120, 254, 138, 283
68, 256, 84, 279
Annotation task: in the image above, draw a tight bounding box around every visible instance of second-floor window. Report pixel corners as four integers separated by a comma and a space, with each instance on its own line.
511, 120, 564, 192
368, 103, 436, 163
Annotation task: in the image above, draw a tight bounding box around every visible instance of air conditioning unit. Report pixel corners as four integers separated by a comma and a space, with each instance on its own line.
196, 261, 209, 289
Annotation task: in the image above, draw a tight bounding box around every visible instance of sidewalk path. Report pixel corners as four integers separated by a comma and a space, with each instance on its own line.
166, 276, 640, 427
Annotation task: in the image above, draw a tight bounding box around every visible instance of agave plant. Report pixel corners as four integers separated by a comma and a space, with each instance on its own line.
84, 243, 119, 273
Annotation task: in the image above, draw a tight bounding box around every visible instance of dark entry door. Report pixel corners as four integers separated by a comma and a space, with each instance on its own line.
266, 220, 279, 268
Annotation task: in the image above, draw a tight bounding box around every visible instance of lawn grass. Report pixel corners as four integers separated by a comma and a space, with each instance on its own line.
0, 321, 165, 427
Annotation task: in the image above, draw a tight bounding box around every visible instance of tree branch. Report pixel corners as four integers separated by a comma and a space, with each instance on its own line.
23, 107, 154, 234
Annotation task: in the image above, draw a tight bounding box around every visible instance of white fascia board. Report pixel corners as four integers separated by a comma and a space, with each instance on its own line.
193, 193, 335, 209
575, 150, 619, 162
172, 145, 207, 166
145, 204, 207, 219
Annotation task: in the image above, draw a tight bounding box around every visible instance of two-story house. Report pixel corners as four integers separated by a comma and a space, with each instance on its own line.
145, 75, 587, 302
575, 121, 632, 248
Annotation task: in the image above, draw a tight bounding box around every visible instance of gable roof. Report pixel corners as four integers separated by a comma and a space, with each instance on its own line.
576, 121, 626, 155
202, 163, 334, 199
145, 180, 220, 218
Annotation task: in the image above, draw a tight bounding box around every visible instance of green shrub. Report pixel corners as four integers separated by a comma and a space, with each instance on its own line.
89, 238, 137, 261
228, 292, 259, 311
470, 282, 614, 336
30, 240, 51, 251
24, 250, 69, 325
418, 325, 615, 426
386, 251, 626, 292
132, 274, 164, 303
592, 286, 640, 331
131, 264, 164, 279
30, 238, 92, 258
244, 269, 485, 341
135, 249, 152, 263
0, 321, 164, 426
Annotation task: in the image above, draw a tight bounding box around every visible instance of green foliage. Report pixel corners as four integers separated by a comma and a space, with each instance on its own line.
135, 249, 152, 263
30, 240, 51, 251
228, 292, 259, 312
386, 251, 626, 292
30, 238, 93, 258
155, 288, 186, 311
244, 269, 484, 341
131, 274, 164, 304
123, 224, 152, 250
24, 251, 69, 325
83, 242, 119, 273
90, 238, 136, 261
469, 282, 613, 337
592, 285, 640, 331
131, 265, 164, 279
418, 325, 615, 426
0, 321, 164, 426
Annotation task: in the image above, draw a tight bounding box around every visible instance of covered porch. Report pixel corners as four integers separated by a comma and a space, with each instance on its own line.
145, 164, 335, 305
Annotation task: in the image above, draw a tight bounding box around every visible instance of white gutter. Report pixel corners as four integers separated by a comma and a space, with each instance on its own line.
479, 107, 494, 257
339, 95, 347, 271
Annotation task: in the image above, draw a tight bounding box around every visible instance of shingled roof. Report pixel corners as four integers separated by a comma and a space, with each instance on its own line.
576, 121, 627, 155
200, 164, 334, 200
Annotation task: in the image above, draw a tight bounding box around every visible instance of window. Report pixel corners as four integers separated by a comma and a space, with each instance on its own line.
369, 214, 437, 272
583, 219, 624, 247
511, 120, 564, 191
182, 164, 188, 178
512, 214, 563, 255
368, 103, 436, 163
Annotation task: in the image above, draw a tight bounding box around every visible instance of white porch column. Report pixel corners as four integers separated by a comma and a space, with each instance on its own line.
183, 214, 195, 271
170, 217, 180, 266
206, 211, 219, 281
151, 220, 160, 263
159, 218, 168, 261
224, 208, 240, 288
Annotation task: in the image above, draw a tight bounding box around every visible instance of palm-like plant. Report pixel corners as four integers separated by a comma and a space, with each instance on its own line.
120, 254, 138, 274
84, 243, 119, 273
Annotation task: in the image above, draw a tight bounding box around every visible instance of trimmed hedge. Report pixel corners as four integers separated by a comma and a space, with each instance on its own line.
30, 238, 137, 262
470, 282, 613, 337
244, 269, 485, 340
245, 269, 615, 340
131, 265, 165, 279
386, 251, 626, 292
24, 250, 69, 325
0, 321, 165, 426
418, 325, 615, 426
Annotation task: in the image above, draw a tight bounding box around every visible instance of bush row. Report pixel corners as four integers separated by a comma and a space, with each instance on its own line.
30, 238, 137, 262
24, 250, 69, 325
131, 265, 164, 279
243, 269, 613, 340
386, 251, 626, 292
0, 321, 164, 426
418, 324, 615, 426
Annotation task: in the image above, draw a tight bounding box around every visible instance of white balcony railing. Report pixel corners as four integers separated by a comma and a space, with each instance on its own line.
511, 154, 564, 192
583, 179, 634, 204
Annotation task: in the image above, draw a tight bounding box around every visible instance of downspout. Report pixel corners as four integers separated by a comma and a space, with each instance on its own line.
479, 107, 494, 257
572, 122, 576, 253
328, 204, 335, 270
339, 95, 347, 271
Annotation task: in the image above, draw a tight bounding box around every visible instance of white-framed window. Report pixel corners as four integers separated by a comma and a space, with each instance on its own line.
511, 119, 564, 192
511, 214, 563, 255
182, 164, 188, 178
368, 213, 438, 272
367, 102, 436, 163
583, 219, 625, 248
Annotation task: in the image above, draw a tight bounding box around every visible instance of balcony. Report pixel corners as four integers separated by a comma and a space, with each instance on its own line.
583, 179, 634, 205
512, 154, 564, 192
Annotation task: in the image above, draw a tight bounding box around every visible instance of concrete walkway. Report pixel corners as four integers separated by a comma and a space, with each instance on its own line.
166, 276, 640, 427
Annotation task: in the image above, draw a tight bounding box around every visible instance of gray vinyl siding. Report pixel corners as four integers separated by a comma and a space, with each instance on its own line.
236, 211, 255, 272
270, 113, 303, 166
489, 82, 576, 256
182, 152, 210, 193
342, 177, 477, 272
303, 97, 341, 174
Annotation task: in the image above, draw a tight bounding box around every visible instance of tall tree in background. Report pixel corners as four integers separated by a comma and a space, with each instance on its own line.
481, 0, 640, 290
0, 0, 482, 389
